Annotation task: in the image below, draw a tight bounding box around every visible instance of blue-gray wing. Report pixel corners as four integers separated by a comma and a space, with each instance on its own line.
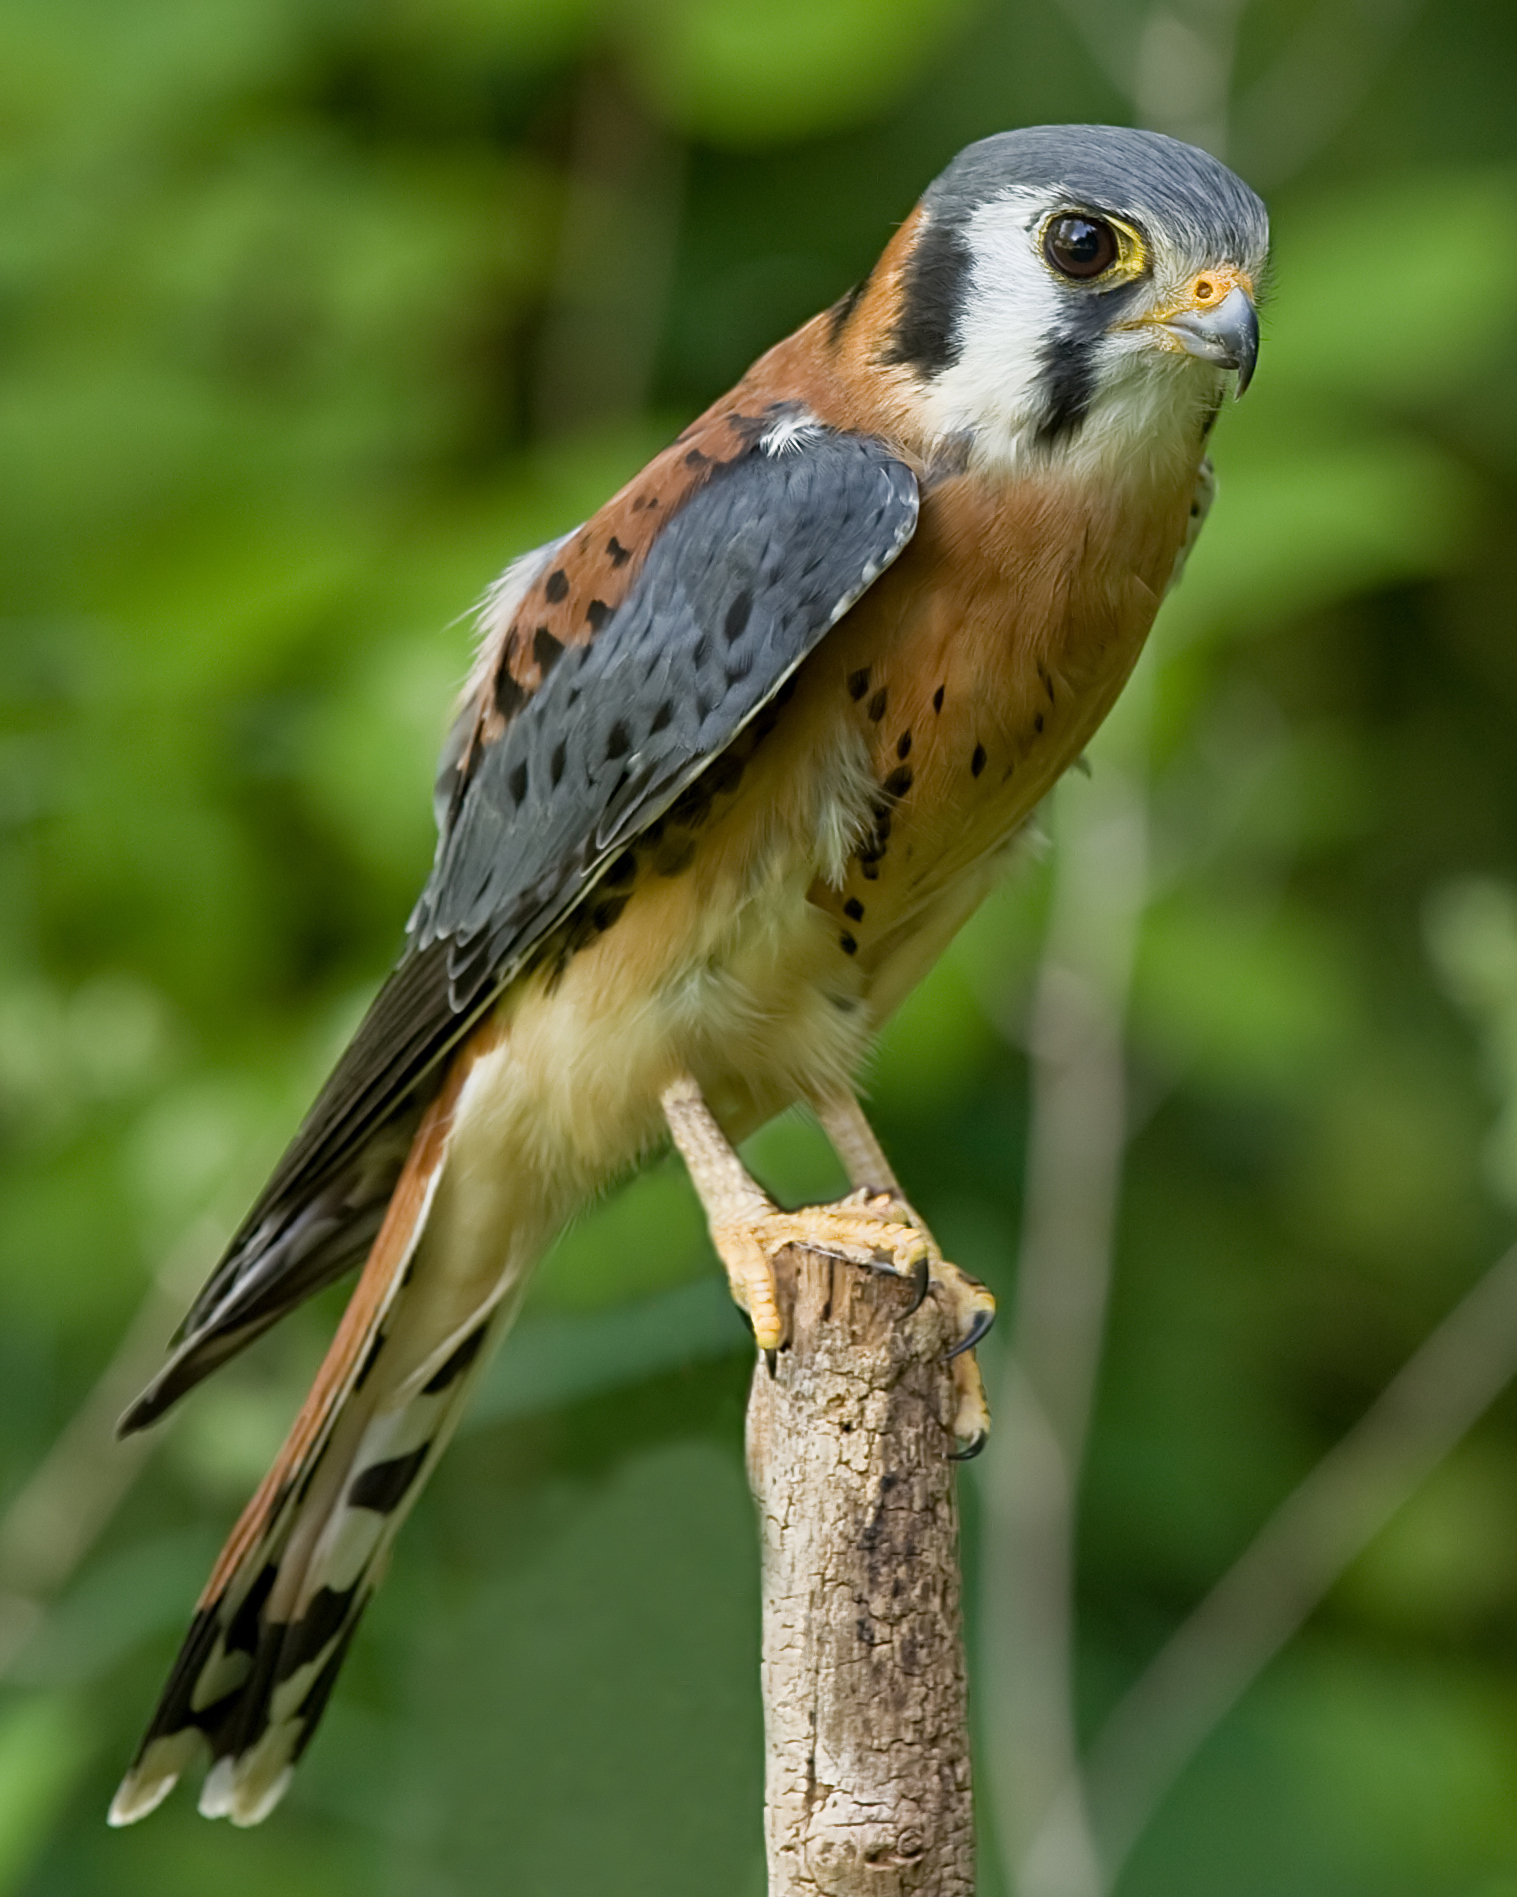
410, 432, 917, 976
122, 427, 918, 1427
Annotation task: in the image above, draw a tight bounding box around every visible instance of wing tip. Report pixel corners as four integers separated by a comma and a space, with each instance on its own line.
198, 1755, 296, 1827
108, 1731, 205, 1826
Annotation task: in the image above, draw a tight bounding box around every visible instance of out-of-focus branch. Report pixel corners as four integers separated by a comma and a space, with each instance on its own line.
749, 1246, 974, 1897
0, 1223, 213, 1677
980, 754, 1151, 1897
1018, 1237, 1517, 1887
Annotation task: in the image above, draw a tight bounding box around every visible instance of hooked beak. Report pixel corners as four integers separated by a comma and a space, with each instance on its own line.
1161, 281, 1260, 396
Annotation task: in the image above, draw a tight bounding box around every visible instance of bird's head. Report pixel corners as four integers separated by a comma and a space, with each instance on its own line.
859, 125, 1268, 477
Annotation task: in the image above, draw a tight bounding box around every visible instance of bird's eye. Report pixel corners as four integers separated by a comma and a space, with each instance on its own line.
1044, 215, 1120, 280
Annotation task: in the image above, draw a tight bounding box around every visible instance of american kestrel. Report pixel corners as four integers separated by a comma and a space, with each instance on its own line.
109, 123, 1266, 1828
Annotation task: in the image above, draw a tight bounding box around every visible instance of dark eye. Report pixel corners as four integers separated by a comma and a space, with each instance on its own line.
1044, 215, 1119, 280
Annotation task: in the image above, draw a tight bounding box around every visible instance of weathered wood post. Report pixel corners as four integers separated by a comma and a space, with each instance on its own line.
746, 1246, 976, 1896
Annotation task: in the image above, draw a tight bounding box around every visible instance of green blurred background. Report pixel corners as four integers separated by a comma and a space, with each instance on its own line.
4, 1, 1517, 1891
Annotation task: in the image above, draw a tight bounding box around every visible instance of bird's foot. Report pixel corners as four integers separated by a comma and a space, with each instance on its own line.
714, 1186, 994, 1453
849, 1187, 995, 1455
712, 1190, 934, 1353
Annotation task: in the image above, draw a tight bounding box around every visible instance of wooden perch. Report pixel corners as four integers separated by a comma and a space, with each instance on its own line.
746, 1245, 976, 1897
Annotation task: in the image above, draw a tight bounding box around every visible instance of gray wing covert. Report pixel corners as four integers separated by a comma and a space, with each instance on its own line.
410, 432, 919, 996
121, 427, 918, 1430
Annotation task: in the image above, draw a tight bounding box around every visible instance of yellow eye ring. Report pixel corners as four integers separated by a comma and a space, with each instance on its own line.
1040, 210, 1148, 285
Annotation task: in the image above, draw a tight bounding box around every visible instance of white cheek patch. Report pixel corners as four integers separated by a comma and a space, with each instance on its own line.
913, 188, 1064, 462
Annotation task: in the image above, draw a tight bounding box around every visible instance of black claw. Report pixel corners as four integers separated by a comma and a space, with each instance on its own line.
765, 1348, 778, 1378
903, 1255, 930, 1315
944, 1307, 996, 1361
950, 1431, 989, 1462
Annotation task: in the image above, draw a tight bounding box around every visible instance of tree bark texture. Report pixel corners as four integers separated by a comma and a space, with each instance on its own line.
746, 1247, 975, 1896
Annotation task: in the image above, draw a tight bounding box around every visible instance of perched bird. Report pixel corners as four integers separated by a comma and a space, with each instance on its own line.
109, 123, 1266, 1828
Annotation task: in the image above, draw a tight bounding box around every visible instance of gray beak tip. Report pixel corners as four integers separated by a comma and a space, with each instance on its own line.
1163, 283, 1260, 397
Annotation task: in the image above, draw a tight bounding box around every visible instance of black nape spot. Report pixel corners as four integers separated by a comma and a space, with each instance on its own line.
508, 760, 529, 804
861, 862, 880, 881
883, 765, 913, 798
544, 569, 569, 603
550, 740, 566, 787
843, 897, 865, 921
685, 447, 709, 468
881, 215, 972, 376
607, 536, 631, 566
649, 700, 673, 734
533, 626, 564, 674
839, 932, 858, 956
585, 599, 610, 631
1034, 713, 1045, 733
422, 1324, 489, 1395
971, 744, 986, 778
723, 590, 753, 644
1044, 673, 1056, 703
495, 669, 525, 718
932, 684, 945, 713
604, 850, 636, 885
592, 894, 629, 933
348, 1446, 430, 1516
847, 667, 871, 701
896, 730, 912, 759
605, 722, 630, 760
867, 686, 888, 722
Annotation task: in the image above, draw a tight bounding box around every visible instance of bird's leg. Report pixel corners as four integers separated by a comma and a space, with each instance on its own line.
660, 1074, 934, 1354
813, 1089, 995, 1455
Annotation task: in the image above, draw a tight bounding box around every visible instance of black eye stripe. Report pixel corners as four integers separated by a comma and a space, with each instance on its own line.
1044, 214, 1120, 280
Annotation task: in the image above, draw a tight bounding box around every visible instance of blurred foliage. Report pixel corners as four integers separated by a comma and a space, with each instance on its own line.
3, 1, 1517, 1893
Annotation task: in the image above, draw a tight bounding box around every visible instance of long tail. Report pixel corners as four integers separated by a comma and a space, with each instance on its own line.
109, 1061, 516, 1828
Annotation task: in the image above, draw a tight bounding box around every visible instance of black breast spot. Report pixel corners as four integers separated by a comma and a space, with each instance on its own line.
932, 684, 945, 713
591, 893, 629, 934
544, 569, 569, 603
971, 744, 986, 778
843, 897, 865, 921
847, 667, 871, 701
1034, 713, 1045, 734
585, 599, 610, 631
867, 686, 888, 722
608, 536, 631, 566
896, 730, 912, 759
839, 932, 858, 956
883, 765, 913, 798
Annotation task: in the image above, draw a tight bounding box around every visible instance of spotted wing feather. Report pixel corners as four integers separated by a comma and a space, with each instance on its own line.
121, 424, 918, 1431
